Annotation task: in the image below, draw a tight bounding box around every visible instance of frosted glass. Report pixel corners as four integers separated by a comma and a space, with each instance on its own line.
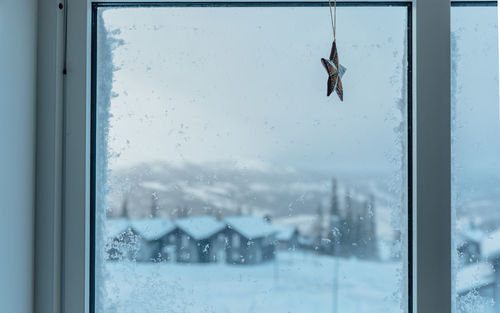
452, 6, 500, 313
94, 6, 409, 313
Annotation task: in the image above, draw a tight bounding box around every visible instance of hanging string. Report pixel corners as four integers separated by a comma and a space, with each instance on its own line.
328, 0, 337, 41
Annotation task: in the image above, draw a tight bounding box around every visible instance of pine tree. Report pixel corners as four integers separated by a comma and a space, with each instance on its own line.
366, 194, 378, 259
355, 197, 368, 258
328, 178, 341, 255
350, 194, 378, 259
330, 178, 340, 217
177, 206, 188, 218
215, 209, 222, 221
343, 189, 355, 256
314, 203, 324, 240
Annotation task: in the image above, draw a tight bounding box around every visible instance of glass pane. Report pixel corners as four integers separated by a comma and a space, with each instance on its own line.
452, 6, 500, 313
94, 6, 409, 313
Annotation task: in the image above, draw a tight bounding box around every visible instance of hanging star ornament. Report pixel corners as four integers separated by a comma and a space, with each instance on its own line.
321, 41, 346, 101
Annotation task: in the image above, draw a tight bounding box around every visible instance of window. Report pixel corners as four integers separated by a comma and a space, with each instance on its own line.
34, 0, 467, 311
451, 4, 500, 313
93, 3, 410, 313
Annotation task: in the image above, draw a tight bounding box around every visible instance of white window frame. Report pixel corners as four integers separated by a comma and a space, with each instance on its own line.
34, 0, 463, 312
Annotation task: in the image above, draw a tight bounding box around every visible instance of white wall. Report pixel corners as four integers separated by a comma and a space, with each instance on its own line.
0, 0, 36, 312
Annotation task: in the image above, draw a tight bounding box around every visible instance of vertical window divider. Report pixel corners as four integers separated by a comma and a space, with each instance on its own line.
414, 0, 451, 313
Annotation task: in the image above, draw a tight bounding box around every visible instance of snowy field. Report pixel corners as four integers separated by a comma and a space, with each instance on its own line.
100, 252, 404, 313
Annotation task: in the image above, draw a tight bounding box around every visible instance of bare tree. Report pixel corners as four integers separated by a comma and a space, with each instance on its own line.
121, 197, 129, 219
330, 178, 340, 217
328, 178, 341, 255
366, 194, 378, 259
314, 203, 324, 240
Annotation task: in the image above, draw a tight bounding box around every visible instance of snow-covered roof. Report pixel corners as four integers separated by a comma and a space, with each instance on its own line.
456, 228, 484, 248
105, 218, 131, 239
298, 236, 316, 246
225, 216, 277, 240
274, 214, 316, 236
175, 216, 225, 240
353, 193, 368, 203
463, 229, 484, 243
274, 225, 297, 241
456, 262, 495, 294
131, 218, 176, 241
481, 229, 500, 259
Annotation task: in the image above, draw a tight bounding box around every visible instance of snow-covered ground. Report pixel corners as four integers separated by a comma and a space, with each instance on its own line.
99, 252, 403, 313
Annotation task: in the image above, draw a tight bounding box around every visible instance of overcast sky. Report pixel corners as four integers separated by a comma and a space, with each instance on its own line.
97, 6, 499, 176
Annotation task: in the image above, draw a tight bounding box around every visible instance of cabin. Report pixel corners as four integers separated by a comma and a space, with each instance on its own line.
131, 218, 176, 262
456, 262, 495, 306
456, 227, 483, 266
274, 224, 299, 251
105, 218, 136, 261
224, 216, 277, 265
456, 228, 500, 313
297, 235, 319, 251
160, 225, 180, 262
175, 216, 226, 263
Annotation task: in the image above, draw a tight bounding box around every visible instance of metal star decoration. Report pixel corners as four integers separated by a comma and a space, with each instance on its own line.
321, 41, 346, 101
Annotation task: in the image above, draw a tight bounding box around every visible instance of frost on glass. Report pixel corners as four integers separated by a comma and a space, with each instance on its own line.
452, 6, 500, 313
95, 6, 408, 313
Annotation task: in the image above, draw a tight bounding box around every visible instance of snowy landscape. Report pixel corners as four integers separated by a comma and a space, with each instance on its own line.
98, 162, 500, 313
100, 252, 403, 313
97, 161, 407, 312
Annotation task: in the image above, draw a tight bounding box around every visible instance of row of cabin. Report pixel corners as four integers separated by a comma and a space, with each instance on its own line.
105, 216, 298, 265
